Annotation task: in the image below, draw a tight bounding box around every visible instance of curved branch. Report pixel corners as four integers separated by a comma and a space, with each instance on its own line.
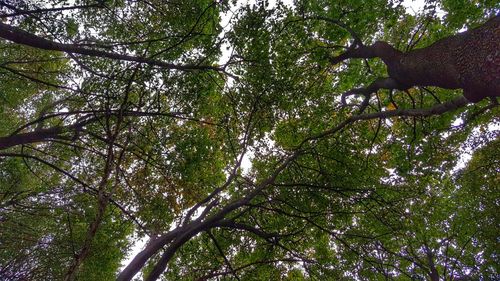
304, 96, 469, 144
329, 41, 402, 66
341, 77, 406, 112
1, 110, 213, 151
118, 153, 299, 281
0, 22, 225, 73
0, 125, 76, 150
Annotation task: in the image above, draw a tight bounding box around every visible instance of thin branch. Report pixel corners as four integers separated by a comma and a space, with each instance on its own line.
207, 231, 241, 281
0, 3, 102, 18
303, 96, 469, 145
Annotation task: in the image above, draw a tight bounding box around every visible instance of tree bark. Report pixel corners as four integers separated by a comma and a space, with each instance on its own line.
332, 15, 500, 103
0, 126, 67, 150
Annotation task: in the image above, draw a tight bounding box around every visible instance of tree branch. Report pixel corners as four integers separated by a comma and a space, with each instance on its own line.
341, 77, 405, 112
0, 125, 76, 150
0, 22, 227, 73
119, 153, 299, 281
207, 231, 241, 281
304, 96, 469, 145
0, 2, 102, 18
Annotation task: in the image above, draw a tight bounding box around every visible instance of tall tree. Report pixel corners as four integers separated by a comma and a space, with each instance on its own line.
0, 1, 498, 280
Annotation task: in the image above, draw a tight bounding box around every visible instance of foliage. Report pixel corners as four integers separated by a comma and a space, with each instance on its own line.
0, 1, 498, 280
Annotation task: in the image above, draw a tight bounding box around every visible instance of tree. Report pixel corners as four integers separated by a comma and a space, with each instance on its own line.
0, 1, 498, 280
330, 15, 499, 105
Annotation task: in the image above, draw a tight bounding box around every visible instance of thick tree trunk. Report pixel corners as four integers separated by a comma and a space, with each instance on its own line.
333, 15, 500, 103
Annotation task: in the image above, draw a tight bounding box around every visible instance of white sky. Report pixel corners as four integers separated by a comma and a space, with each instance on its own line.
402, 0, 426, 14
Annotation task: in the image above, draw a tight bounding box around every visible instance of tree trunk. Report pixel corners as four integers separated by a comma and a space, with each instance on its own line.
332, 15, 500, 103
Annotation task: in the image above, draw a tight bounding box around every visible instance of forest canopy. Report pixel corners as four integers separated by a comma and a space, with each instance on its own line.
0, 0, 498, 280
